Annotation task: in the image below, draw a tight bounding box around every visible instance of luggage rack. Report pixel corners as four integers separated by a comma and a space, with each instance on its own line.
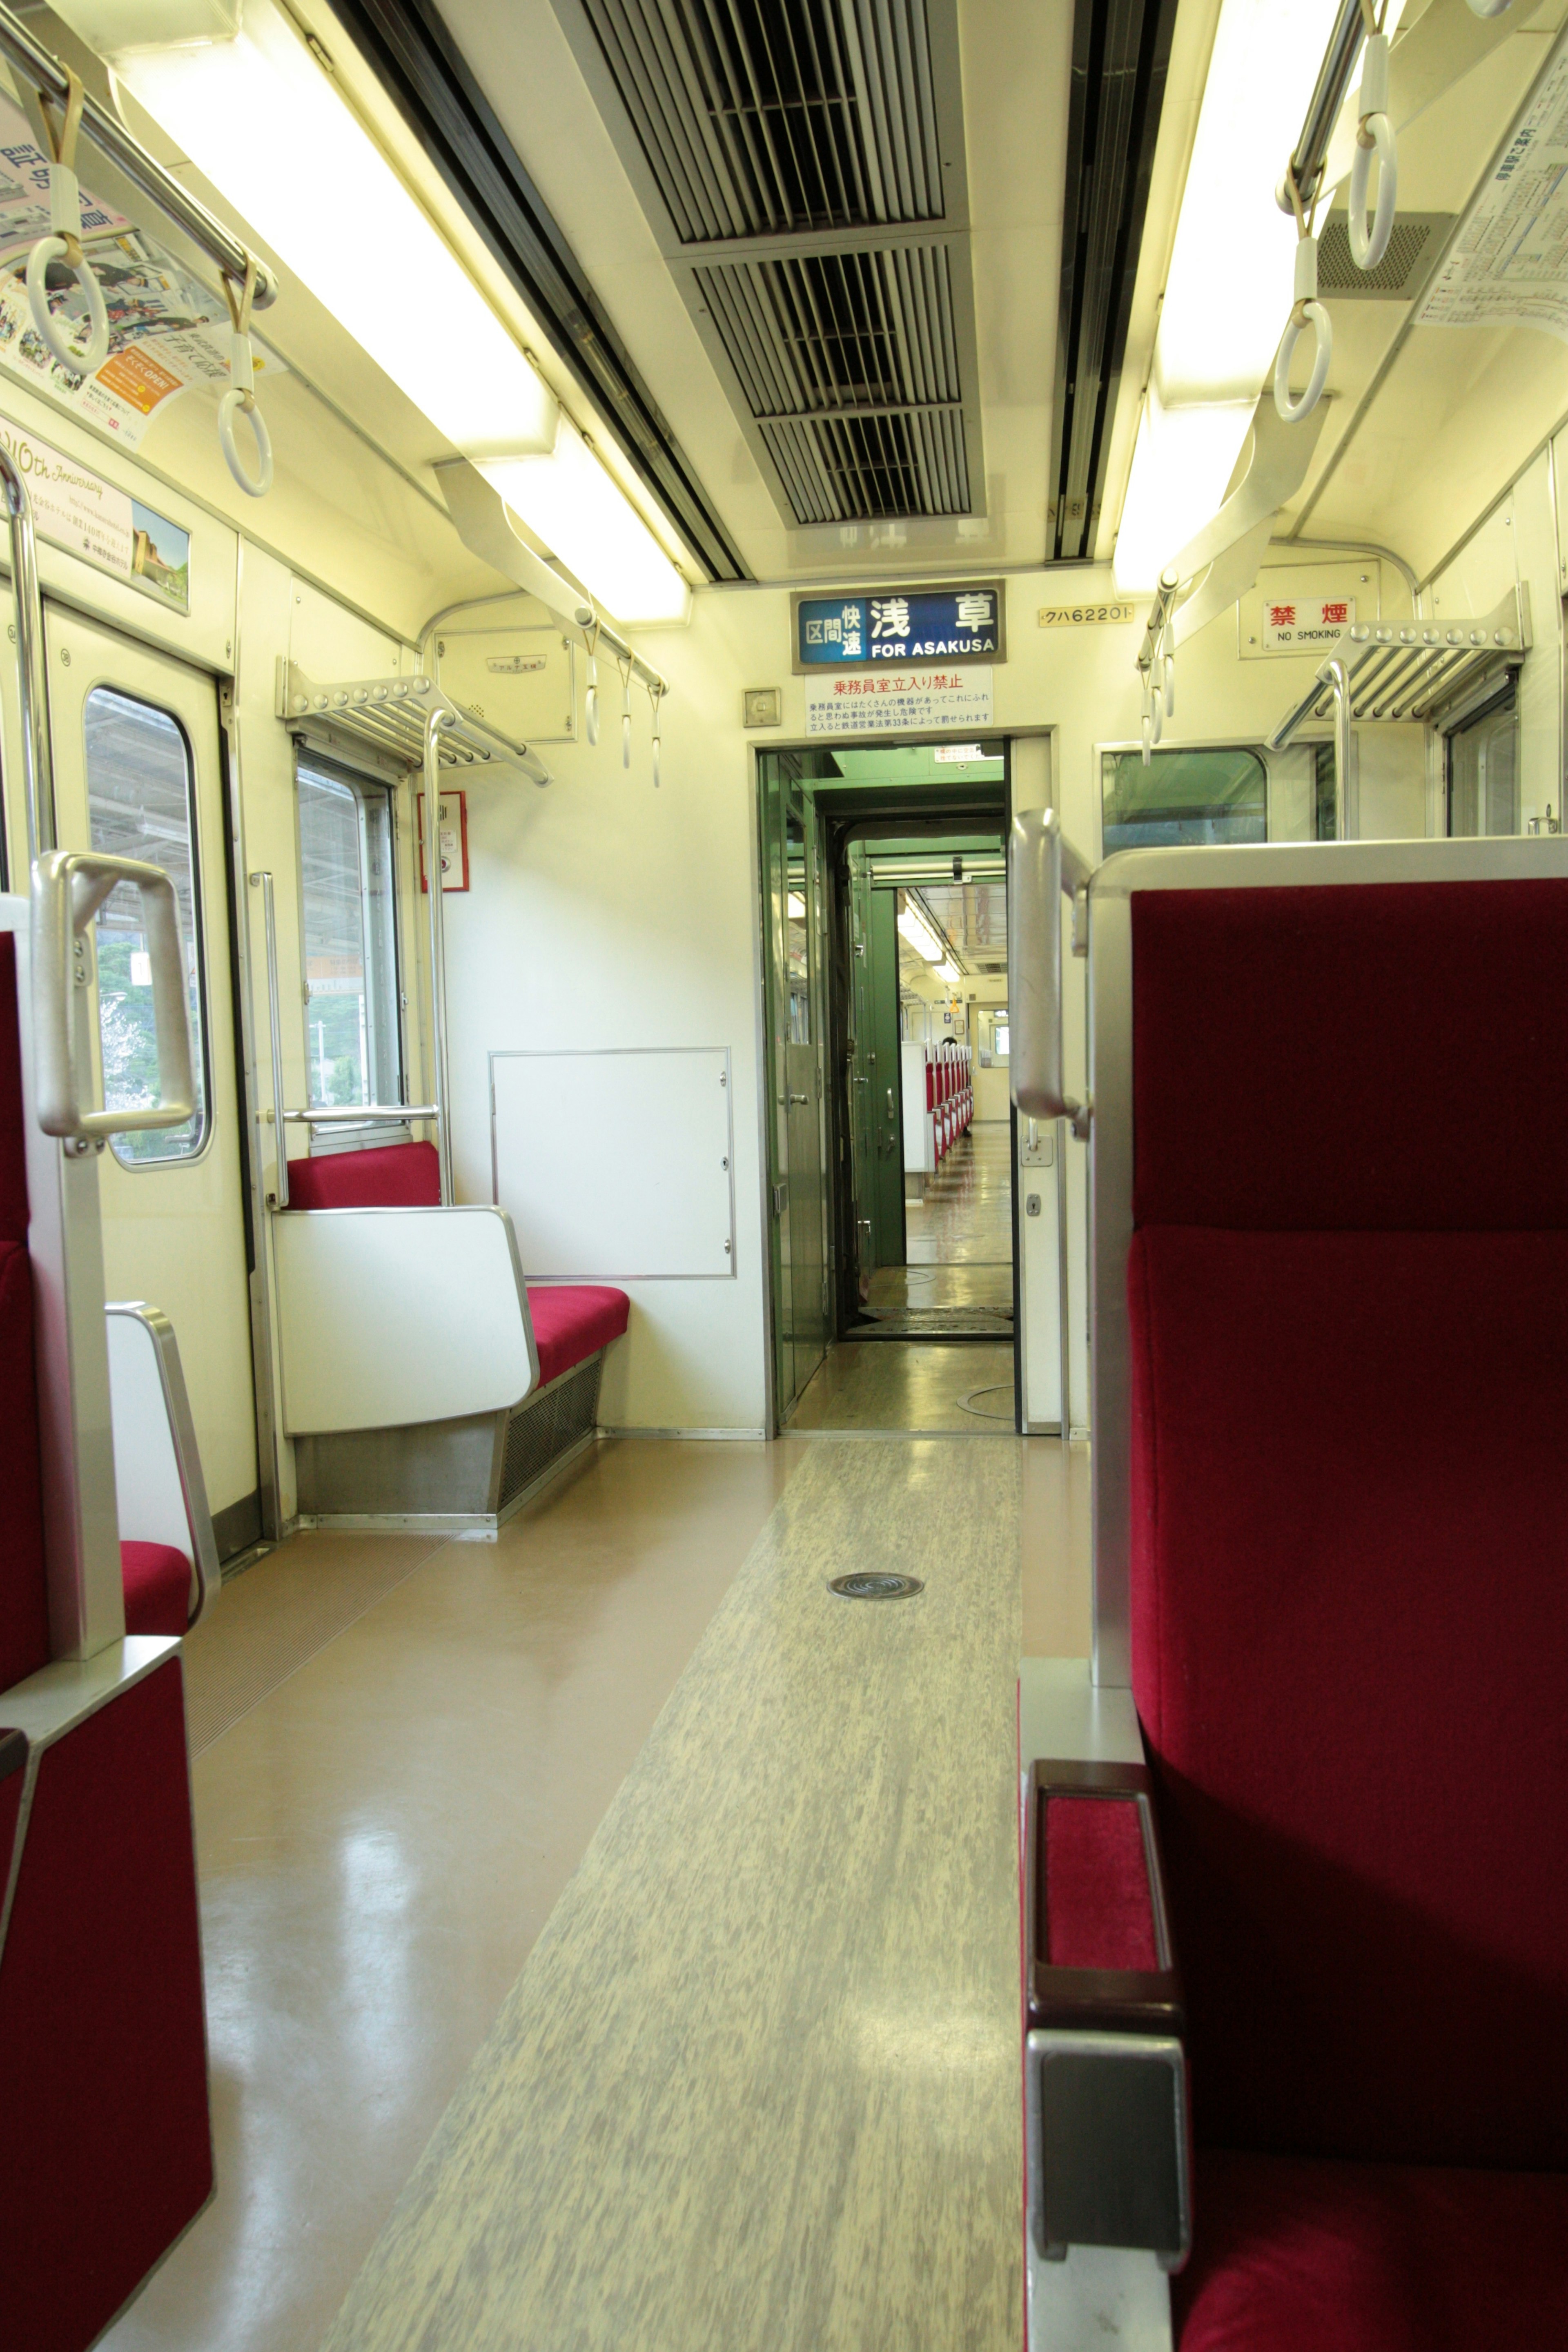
276, 660, 552, 785
1269, 587, 1529, 745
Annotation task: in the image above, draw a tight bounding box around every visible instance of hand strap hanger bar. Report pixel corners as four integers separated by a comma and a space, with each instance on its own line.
0, 0, 277, 311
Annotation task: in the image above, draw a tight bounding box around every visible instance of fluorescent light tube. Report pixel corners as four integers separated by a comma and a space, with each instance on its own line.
897, 904, 943, 962
1113, 0, 1348, 591
117, 0, 558, 460
481, 425, 691, 627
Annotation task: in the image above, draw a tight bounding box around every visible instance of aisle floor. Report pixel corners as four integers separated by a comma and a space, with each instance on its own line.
103, 1429, 1088, 2352
905, 1120, 1013, 1265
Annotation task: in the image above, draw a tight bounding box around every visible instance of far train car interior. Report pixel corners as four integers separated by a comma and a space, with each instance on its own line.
0, 0, 1564, 2347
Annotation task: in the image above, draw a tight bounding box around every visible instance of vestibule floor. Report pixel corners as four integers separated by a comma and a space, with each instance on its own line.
102, 1427, 1087, 2352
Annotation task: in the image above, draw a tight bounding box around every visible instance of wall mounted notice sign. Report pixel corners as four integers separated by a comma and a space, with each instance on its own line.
416, 791, 470, 891
0, 417, 189, 610
1416, 29, 1568, 340
793, 582, 1003, 671
805, 667, 994, 738
1261, 594, 1355, 655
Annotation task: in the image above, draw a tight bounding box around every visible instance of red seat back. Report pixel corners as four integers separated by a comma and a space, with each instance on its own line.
0, 936, 49, 1691
1128, 880, 1568, 2171
283, 1140, 441, 1211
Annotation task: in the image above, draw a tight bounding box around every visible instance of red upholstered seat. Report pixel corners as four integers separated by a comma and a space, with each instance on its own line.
1175, 2151, 1568, 2352
1124, 879, 1568, 2344
285, 1140, 441, 1210
121, 1541, 194, 1637
526, 1285, 630, 1387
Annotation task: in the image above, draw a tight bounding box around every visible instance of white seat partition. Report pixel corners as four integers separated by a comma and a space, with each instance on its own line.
273, 1205, 539, 1436
106, 1303, 220, 1629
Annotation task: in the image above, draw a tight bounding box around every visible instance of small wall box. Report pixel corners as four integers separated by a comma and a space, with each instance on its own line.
416, 790, 470, 893
744, 687, 782, 728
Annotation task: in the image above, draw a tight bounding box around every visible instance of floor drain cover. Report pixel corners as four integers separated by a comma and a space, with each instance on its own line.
828, 1572, 924, 1601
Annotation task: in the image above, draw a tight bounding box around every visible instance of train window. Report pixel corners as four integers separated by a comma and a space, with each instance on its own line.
1101, 746, 1267, 852
1313, 744, 1338, 840
85, 687, 209, 1165
786, 814, 810, 1044
1447, 686, 1519, 837
296, 753, 404, 1132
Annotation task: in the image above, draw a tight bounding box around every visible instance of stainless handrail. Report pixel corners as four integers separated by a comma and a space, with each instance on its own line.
0, 445, 54, 858
32, 849, 195, 1139
1009, 809, 1092, 1132
277, 1105, 438, 1125
1283, 0, 1367, 211
249, 870, 290, 1208
0, 0, 276, 307
422, 711, 454, 1205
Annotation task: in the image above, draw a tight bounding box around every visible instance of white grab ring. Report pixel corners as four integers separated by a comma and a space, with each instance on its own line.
1349, 114, 1397, 271
218, 387, 274, 499
1274, 301, 1332, 423
26, 236, 108, 376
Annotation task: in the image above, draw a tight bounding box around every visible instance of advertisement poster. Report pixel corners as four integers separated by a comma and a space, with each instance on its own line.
1417, 31, 1568, 341
0, 412, 189, 609
805, 667, 995, 738
0, 89, 282, 447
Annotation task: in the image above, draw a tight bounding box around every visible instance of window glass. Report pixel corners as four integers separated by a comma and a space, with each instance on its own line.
296, 754, 403, 1119
1102, 747, 1268, 853
1448, 689, 1519, 837
86, 687, 207, 1165
785, 811, 810, 1044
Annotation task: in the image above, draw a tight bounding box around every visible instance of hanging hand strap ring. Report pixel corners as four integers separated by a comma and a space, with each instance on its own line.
218, 255, 274, 499
1274, 171, 1332, 424
27, 69, 109, 376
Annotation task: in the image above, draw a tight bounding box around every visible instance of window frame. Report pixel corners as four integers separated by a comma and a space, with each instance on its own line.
1099, 741, 1271, 858
84, 681, 214, 1172
292, 745, 410, 1154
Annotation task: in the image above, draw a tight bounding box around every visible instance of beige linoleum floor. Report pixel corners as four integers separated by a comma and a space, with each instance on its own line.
102, 1427, 1088, 2352
905, 1121, 1013, 1265
101, 1436, 811, 2352
787, 1339, 1017, 1430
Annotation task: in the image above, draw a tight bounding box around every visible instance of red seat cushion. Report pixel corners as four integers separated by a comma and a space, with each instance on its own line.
284, 1141, 441, 1211
526, 1285, 630, 1387
1128, 1223, 1568, 2169
120, 1541, 193, 1636
1176, 2149, 1568, 2352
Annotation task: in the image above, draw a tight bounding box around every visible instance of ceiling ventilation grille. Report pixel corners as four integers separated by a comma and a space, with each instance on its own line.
1316, 213, 1452, 298
579, 0, 943, 239
562, 0, 980, 530
695, 245, 967, 521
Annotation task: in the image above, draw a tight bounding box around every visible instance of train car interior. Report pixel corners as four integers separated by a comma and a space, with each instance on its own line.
0, 0, 1564, 2345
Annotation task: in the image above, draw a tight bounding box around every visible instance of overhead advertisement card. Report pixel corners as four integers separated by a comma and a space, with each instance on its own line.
1417, 28, 1568, 341
793, 582, 1004, 671
0, 90, 283, 448
0, 413, 190, 610
804, 667, 995, 738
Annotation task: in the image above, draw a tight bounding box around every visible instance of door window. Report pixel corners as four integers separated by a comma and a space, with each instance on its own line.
85, 686, 208, 1165
1101, 746, 1268, 852
296, 753, 403, 1126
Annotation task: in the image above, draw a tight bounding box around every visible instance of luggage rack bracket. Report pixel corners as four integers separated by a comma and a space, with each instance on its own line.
276, 660, 552, 786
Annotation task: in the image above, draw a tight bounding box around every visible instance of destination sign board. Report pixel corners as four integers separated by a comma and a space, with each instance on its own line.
792, 582, 1004, 671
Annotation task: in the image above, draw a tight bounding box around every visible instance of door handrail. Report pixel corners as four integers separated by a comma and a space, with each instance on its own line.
32, 849, 196, 1140
0, 445, 54, 859
1009, 808, 1092, 1133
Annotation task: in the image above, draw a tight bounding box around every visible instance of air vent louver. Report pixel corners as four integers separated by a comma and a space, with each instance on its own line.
563, 0, 981, 529
1316, 213, 1452, 298
695, 245, 966, 521
580, 0, 944, 239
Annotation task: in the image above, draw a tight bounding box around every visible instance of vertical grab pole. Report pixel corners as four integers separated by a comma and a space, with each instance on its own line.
1326, 655, 1352, 840
249, 869, 289, 1209
0, 444, 56, 858
422, 710, 453, 1206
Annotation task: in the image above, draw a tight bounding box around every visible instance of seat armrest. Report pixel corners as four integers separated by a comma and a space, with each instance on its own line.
1026, 1759, 1183, 2034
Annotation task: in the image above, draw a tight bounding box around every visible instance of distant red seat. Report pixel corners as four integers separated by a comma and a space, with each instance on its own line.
120, 1541, 193, 1637
282, 1141, 628, 1388
285, 1139, 441, 1210
527, 1286, 630, 1387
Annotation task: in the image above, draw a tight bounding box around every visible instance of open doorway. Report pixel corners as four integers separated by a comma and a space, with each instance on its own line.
758, 741, 1016, 1433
